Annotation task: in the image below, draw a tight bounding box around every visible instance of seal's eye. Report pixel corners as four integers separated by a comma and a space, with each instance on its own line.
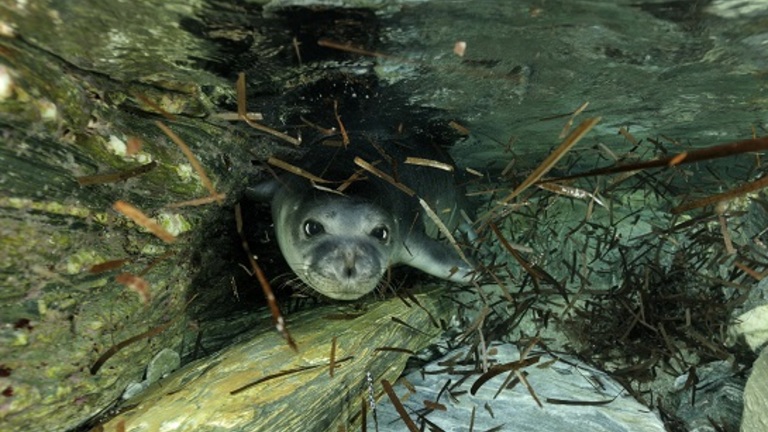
303, 220, 325, 237
370, 226, 389, 243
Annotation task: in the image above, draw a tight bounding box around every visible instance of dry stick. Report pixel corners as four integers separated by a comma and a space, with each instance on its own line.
235, 203, 298, 352
719, 215, 736, 255
374, 347, 416, 355
155, 121, 223, 205
558, 101, 590, 139
165, 193, 227, 208
236, 72, 301, 146
671, 174, 768, 214
541, 136, 768, 184
230, 357, 355, 395
236, 72, 247, 117
240, 116, 301, 146
404, 157, 455, 172
329, 336, 337, 378
318, 39, 394, 60
211, 112, 263, 121
134, 93, 177, 121
90, 321, 172, 374
469, 356, 540, 395
353, 157, 415, 196
113, 200, 176, 243
488, 221, 550, 289
418, 197, 469, 264
89, 258, 130, 274
333, 99, 350, 146
381, 379, 420, 432
469, 405, 476, 432
292, 36, 303, 65
77, 161, 158, 186
267, 157, 334, 184
536, 182, 606, 208
449, 120, 471, 136
115, 273, 150, 304
500, 117, 602, 205
734, 261, 764, 281
516, 370, 543, 408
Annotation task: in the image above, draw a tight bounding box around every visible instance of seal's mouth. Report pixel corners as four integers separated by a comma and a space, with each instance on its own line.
303, 271, 381, 300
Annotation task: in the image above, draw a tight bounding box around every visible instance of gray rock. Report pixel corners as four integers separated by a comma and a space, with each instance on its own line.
122, 348, 180, 400
743, 349, 768, 432
673, 361, 744, 432
369, 343, 665, 432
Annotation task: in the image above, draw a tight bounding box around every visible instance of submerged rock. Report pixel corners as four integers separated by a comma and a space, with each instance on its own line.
370, 343, 665, 432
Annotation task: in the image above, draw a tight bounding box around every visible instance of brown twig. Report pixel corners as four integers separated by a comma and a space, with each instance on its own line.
236, 72, 301, 145
500, 117, 601, 204
115, 273, 151, 304
381, 379, 419, 432
404, 157, 455, 172
113, 200, 176, 243
77, 161, 158, 186
165, 193, 227, 208
155, 121, 223, 205
90, 322, 172, 374
268, 157, 333, 184
353, 157, 415, 196
542, 136, 768, 184
333, 100, 349, 147
89, 258, 129, 274
671, 174, 768, 214
235, 203, 297, 351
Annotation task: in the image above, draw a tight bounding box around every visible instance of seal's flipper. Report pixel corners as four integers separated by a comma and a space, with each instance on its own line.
401, 232, 476, 284
246, 179, 280, 202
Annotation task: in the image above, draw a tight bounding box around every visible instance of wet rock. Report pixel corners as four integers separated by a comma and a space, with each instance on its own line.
369, 343, 665, 432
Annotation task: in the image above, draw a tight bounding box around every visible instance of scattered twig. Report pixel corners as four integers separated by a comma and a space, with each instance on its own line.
329, 337, 337, 378
536, 182, 606, 208
333, 100, 350, 146
134, 93, 176, 121
89, 258, 129, 274
404, 157, 455, 172
499, 117, 601, 205
268, 157, 333, 184
558, 102, 589, 139
115, 273, 151, 304
229, 356, 353, 395
671, 174, 768, 214
76, 161, 157, 186
211, 112, 263, 121
449, 120, 470, 136
235, 203, 297, 351
353, 157, 415, 196
418, 197, 469, 264
469, 356, 540, 395
90, 321, 172, 374
236, 72, 301, 145
113, 200, 176, 243
318, 39, 392, 60
155, 121, 223, 204
381, 379, 419, 432
542, 136, 768, 184
292, 36, 302, 65
165, 193, 227, 208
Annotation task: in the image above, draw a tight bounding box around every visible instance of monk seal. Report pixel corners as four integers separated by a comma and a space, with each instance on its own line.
250, 130, 476, 300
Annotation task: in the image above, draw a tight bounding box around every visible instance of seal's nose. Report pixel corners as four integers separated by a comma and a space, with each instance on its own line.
342, 249, 356, 278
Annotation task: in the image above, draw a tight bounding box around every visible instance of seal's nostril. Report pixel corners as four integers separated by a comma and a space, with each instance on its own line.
344, 265, 355, 278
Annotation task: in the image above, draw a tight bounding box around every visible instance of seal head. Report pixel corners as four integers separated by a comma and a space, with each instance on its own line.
275, 192, 399, 300
250, 132, 476, 300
